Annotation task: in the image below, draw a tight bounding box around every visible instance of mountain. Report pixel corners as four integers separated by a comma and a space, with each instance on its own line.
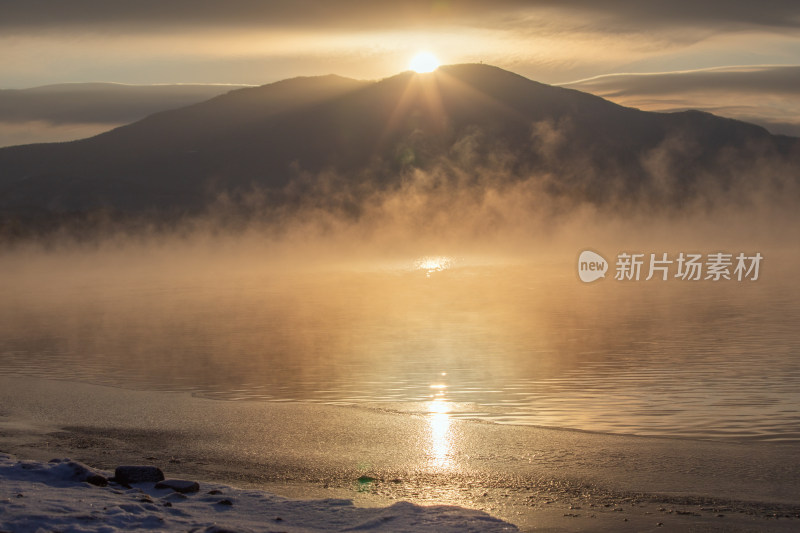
0, 64, 797, 221
0, 82, 253, 124
0, 83, 252, 147
560, 66, 800, 138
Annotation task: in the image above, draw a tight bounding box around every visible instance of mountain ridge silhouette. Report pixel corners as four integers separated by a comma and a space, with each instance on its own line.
0, 63, 797, 220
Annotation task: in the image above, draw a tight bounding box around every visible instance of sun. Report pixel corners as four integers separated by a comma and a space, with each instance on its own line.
409, 51, 440, 73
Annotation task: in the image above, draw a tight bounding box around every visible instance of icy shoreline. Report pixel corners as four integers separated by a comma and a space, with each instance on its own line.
0, 454, 516, 532
2, 375, 800, 532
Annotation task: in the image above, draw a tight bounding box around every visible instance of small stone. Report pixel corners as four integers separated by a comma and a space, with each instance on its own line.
216, 499, 233, 506
114, 466, 164, 484
207, 490, 223, 495
155, 479, 200, 494
163, 502, 172, 507
163, 492, 188, 502
86, 474, 108, 487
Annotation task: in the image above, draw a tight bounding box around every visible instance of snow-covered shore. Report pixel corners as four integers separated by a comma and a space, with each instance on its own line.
2, 376, 800, 532
0, 454, 516, 532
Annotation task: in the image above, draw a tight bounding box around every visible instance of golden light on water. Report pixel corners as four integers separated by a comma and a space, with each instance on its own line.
427, 397, 453, 469
409, 51, 440, 73
415, 256, 452, 277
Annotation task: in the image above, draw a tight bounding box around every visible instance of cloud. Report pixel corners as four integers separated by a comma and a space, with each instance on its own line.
529, 1, 800, 31
564, 65, 800, 96
2, 2, 799, 93
2, 1, 798, 32
563, 66, 800, 136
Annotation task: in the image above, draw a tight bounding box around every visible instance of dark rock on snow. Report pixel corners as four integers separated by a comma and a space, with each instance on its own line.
155, 479, 200, 493
114, 465, 165, 484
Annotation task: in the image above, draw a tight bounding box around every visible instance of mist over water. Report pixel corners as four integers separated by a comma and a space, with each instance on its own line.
2, 184, 799, 442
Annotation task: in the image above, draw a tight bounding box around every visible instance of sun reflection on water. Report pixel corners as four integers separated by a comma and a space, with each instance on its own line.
414, 256, 453, 277
427, 397, 453, 469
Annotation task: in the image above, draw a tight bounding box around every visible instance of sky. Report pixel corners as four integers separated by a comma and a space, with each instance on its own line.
1, 1, 799, 142
2, 0, 799, 87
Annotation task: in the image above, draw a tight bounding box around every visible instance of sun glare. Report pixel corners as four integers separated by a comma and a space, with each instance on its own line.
414, 256, 452, 277
409, 51, 440, 73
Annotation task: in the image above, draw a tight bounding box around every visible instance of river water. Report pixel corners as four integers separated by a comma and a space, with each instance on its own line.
2, 250, 798, 442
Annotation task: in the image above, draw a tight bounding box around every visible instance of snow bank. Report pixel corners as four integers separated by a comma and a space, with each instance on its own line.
0, 454, 516, 532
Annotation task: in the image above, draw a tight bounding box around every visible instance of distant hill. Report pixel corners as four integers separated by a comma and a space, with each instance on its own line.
0, 82, 253, 124
0, 65, 797, 225
0, 83, 251, 146
560, 66, 800, 138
